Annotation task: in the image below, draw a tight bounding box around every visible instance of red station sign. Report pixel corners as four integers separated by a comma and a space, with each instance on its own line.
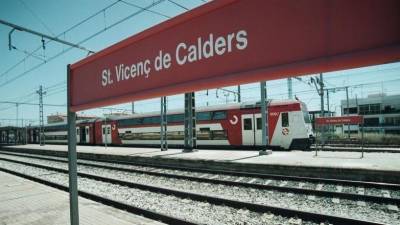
69, 0, 400, 112
316, 116, 364, 125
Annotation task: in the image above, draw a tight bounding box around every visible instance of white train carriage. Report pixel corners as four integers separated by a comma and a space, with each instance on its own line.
115, 100, 314, 150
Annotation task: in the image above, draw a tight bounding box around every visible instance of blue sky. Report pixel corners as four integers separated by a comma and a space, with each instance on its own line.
0, 0, 399, 126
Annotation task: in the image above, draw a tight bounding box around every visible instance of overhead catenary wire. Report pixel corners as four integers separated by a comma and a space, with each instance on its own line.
0, 0, 122, 79
168, 0, 189, 10
0, 19, 95, 54
0, 0, 167, 88
17, 0, 55, 36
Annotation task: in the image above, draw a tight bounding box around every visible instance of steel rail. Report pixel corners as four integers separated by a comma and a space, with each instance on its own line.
0, 151, 398, 205
6, 148, 398, 190
0, 166, 199, 225
0, 157, 387, 225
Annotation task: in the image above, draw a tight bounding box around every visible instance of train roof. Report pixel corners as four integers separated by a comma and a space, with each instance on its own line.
108, 103, 242, 121
268, 99, 303, 106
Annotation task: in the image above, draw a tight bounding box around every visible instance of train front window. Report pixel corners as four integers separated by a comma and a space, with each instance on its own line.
301, 102, 311, 123
303, 110, 311, 123
282, 112, 289, 127
244, 118, 252, 130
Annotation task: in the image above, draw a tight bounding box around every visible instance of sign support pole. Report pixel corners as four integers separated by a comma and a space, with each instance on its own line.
319, 73, 325, 152
160, 96, 168, 151
260, 81, 270, 155
183, 92, 196, 152
67, 64, 79, 225
361, 122, 364, 158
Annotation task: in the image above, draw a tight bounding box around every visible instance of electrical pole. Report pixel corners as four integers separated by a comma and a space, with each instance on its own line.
131, 102, 135, 114
259, 81, 269, 155
287, 78, 293, 99
326, 90, 330, 115
311, 74, 325, 148
319, 73, 325, 147
15, 103, 19, 127
37, 85, 46, 146
237, 85, 241, 103
346, 86, 350, 139
160, 96, 168, 151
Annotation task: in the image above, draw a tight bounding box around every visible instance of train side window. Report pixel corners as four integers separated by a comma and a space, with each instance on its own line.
256, 118, 262, 130
212, 111, 227, 120
199, 127, 211, 132
244, 118, 252, 130
102, 128, 105, 134
107, 127, 111, 134
197, 112, 212, 121
282, 112, 289, 127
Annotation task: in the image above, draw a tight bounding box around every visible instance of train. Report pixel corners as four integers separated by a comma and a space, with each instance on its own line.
4, 99, 314, 150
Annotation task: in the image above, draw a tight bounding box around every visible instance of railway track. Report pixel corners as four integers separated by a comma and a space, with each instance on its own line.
0, 151, 398, 224
0, 150, 399, 206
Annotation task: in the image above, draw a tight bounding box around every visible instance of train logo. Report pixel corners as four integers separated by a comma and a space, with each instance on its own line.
282, 128, 289, 136
270, 112, 279, 117
229, 115, 239, 125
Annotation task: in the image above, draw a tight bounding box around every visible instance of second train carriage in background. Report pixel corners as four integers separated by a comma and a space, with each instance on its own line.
24, 99, 314, 150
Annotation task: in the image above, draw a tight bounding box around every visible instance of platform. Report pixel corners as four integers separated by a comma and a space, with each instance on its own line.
1, 144, 400, 184
0, 171, 164, 225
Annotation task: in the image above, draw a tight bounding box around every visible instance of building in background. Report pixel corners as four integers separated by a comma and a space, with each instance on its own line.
341, 93, 400, 134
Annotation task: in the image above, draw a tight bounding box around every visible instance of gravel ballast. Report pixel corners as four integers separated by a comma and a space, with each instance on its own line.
0, 155, 399, 225
0, 160, 319, 225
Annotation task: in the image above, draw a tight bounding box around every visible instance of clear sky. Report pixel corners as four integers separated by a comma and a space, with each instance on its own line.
0, 0, 399, 126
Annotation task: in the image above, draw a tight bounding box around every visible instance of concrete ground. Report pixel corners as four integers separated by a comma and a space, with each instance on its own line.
0, 171, 164, 225
3, 144, 400, 172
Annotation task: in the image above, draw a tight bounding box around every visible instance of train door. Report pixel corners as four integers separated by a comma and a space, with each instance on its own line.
85, 126, 90, 143
76, 127, 80, 143
35, 130, 39, 143
242, 113, 263, 145
254, 114, 262, 145
102, 124, 112, 144
280, 112, 290, 148
80, 126, 86, 143
242, 114, 254, 145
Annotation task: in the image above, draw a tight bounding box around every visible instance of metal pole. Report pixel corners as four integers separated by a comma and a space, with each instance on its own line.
260, 81, 268, 152
319, 73, 325, 149
287, 78, 293, 99
131, 102, 134, 114
346, 87, 350, 139
237, 85, 241, 103
160, 96, 168, 151
37, 85, 46, 146
104, 116, 107, 149
361, 122, 364, 158
326, 90, 330, 115
67, 64, 79, 225
16, 103, 19, 127
183, 92, 196, 152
